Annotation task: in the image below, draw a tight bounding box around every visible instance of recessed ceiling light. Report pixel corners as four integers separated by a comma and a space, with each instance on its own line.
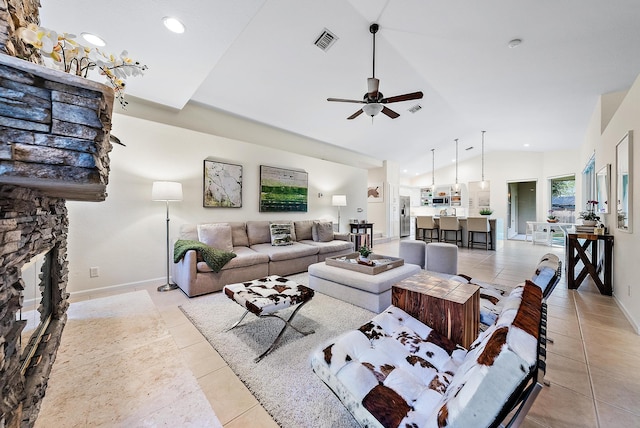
81, 32, 106, 47
508, 38, 522, 48
403, 169, 408, 173
163, 16, 185, 34
524, 143, 530, 147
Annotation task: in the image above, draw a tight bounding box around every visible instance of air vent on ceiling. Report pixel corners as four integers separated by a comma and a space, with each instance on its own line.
408, 104, 422, 113
314, 28, 338, 51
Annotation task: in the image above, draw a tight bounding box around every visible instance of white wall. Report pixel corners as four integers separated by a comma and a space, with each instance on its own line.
586, 75, 640, 332
65, 114, 367, 294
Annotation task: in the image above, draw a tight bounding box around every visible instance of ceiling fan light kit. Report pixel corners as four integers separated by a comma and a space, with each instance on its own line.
327, 23, 423, 120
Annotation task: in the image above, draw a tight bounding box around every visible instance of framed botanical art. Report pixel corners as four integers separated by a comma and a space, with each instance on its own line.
259, 165, 308, 212
203, 159, 242, 208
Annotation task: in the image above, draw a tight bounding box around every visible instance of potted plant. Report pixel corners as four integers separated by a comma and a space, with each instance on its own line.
579, 201, 600, 226
479, 208, 493, 216
358, 245, 372, 263
547, 210, 558, 223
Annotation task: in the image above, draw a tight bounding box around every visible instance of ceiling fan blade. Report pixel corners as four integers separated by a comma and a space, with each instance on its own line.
381, 106, 399, 119
327, 97, 365, 104
347, 109, 364, 120
381, 91, 424, 104
367, 77, 379, 99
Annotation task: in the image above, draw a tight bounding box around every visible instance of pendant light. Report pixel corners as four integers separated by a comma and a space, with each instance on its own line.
431, 148, 436, 189
453, 138, 460, 192
480, 130, 488, 189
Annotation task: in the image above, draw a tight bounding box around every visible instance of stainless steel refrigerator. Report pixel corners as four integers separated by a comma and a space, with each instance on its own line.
400, 196, 411, 237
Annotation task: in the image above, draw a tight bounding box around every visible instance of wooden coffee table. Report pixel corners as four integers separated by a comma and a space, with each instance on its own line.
392, 271, 480, 348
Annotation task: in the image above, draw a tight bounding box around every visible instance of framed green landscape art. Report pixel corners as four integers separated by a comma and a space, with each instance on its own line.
259, 165, 308, 212
203, 159, 242, 207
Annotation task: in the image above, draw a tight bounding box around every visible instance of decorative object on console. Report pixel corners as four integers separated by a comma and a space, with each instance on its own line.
259, 165, 308, 212
479, 207, 493, 216
203, 159, 242, 208
547, 210, 558, 222
152, 181, 183, 292
18, 24, 147, 107
326, 23, 423, 120
332, 194, 347, 231
579, 200, 600, 226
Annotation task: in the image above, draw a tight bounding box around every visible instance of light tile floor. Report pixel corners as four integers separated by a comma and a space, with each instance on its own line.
45, 238, 640, 427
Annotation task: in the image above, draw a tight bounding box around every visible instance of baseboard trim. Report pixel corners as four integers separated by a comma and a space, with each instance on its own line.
68, 278, 163, 300
614, 294, 640, 334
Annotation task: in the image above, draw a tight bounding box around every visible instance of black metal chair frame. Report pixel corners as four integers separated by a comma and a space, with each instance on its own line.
440, 228, 462, 247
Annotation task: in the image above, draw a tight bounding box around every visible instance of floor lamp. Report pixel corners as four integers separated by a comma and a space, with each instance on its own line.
332, 194, 347, 232
152, 181, 183, 292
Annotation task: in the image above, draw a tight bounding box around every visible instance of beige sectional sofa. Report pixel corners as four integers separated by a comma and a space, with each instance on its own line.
172, 220, 353, 297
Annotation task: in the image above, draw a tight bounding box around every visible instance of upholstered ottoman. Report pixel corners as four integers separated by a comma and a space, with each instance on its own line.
307, 262, 421, 312
223, 275, 315, 361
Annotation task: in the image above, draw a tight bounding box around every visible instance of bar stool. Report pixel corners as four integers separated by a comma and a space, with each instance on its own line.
467, 216, 492, 250
439, 216, 463, 247
416, 216, 439, 242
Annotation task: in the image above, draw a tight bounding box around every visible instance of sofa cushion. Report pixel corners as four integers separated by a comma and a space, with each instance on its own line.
299, 239, 352, 254
197, 223, 234, 252
311, 306, 467, 428
251, 242, 319, 261
246, 221, 272, 246
197, 246, 269, 272
229, 222, 249, 247
312, 221, 334, 242
179, 224, 198, 241
294, 220, 314, 241
270, 223, 294, 246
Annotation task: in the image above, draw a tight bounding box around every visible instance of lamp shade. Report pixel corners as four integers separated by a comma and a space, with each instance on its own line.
332, 194, 347, 206
152, 181, 183, 201
362, 103, 383, 117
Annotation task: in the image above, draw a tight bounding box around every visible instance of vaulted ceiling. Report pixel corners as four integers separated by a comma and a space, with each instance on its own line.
40, 0, 640, 176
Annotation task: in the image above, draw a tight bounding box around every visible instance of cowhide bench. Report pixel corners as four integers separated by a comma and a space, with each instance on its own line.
223, 275, 315, 362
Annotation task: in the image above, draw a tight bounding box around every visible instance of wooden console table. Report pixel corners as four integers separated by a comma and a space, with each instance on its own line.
567, 233, 614, 295
349, 222, 374, 248
392, 272, 479, 348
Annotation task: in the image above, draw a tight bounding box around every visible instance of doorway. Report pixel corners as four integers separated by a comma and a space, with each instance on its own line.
507, 181, 537, 239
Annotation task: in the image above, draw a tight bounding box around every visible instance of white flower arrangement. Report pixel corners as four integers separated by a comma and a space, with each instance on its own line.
17, 24, 147, 108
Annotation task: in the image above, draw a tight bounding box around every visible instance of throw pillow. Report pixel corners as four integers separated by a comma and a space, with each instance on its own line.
312, 221, 334, 242
197, 223, 233, 252
270, 223, 294, 246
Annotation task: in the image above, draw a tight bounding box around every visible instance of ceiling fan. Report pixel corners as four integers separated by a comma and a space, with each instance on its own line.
327, 23, 423, 120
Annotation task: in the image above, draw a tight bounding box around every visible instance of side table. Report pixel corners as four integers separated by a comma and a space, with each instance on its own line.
567, 233, 614, 295
349, 222, 374, 248
392, 271, 480, 348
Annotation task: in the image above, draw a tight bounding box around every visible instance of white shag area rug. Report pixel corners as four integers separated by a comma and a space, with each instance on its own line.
180, 273, 376, 428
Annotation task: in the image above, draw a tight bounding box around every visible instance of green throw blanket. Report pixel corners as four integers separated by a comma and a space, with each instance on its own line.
173, 239, 236, 273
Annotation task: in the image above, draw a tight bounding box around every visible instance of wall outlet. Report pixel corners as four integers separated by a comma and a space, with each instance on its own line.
89, 267, 99, 278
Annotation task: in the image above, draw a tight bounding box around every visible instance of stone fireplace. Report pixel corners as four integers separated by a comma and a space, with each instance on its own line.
1, 1, 115, 426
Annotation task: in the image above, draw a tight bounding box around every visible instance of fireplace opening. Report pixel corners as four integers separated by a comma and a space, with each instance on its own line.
18, 247, 57, 375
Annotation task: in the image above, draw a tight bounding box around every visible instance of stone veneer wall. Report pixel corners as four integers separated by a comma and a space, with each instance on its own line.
0, 0, 41, 62
0, 184, 69, 428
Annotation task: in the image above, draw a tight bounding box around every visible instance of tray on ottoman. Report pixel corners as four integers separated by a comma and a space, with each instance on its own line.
325, 252, 404, 275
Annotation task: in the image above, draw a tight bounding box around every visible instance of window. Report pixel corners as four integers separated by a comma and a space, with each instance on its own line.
550, 175, 576, 223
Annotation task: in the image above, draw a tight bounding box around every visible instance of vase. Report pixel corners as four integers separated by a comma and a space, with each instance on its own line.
547, 219, 558, 223
359, 256, 370, 263
582, 220, 597, 227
